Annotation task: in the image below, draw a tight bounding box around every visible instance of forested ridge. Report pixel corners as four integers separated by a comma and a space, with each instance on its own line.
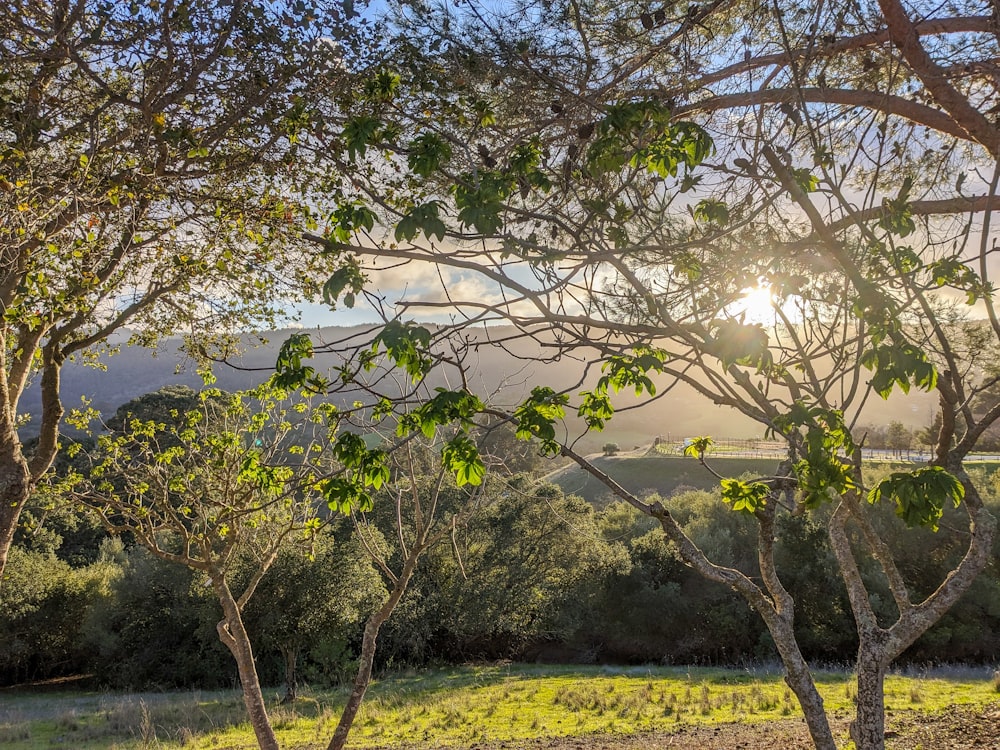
19, 325, 938, 447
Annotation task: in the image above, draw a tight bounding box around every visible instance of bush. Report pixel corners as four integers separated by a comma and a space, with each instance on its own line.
80, 546, 231, 688
0, 544, 118, 684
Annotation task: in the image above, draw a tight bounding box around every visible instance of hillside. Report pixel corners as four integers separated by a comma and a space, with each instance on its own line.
550, 452, 780, 504
24, 325, 938, 451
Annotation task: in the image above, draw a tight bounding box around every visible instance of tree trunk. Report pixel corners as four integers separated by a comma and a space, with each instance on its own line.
564, 451, 837, 750
0, 344, 62, 591
763, 608, 838, 750
850, 642, 888, 750
212, 576, 279, 750
0, 440, 32, 589
281, 645, 298, 704
754, 502, 838, 750
327, 552, 420, 750
327, 611, 383, 750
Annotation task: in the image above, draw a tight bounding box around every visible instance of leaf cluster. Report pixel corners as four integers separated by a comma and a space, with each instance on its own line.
867, 466, 964, 531
772, 403, 855, 509
514, 387, 569, 456
577, 348, 666, 430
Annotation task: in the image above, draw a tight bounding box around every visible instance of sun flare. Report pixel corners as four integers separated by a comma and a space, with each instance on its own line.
727, 284, 779, 323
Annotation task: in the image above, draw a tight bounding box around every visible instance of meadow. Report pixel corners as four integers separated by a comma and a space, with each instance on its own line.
2, 664, 997, 750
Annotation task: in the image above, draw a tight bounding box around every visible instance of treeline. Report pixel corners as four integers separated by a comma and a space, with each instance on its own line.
860, 415, 1000, 454
4, 466, 998, 689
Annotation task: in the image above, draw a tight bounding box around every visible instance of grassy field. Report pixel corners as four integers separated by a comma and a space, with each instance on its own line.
551, 449, 1000, 505
553, 453, 779, 504
1, 664, 997, 749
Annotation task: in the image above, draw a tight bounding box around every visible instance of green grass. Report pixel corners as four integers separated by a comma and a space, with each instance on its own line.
552, 449, 1000, 505
554, 453, 778, 504
1, 664, 997, 749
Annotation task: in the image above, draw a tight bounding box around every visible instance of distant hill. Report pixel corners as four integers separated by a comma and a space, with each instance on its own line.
24, 325, 937, 451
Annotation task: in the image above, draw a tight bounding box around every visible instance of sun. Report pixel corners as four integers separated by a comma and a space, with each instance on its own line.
729, 284, 777, 323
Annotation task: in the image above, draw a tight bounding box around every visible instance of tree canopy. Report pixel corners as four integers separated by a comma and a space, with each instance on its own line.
0, 0, 364, 584
281, 2, 1000, 748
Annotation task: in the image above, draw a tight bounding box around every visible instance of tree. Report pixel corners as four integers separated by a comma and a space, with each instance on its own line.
81, 385, 339, 750
0, 0, 362, 586
380, 480, 628, 664
241, 530, 384, 703
0, 543, 117, 684
282, 2, 1000, 748
916, 411, 943, 451
886, 420, 912, 458
327, 439, 489, 750
79, 541, 234, 688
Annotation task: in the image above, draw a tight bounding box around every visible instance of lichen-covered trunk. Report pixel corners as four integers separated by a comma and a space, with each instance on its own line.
0, 438, 32, 588
851, 644, 888, 750
564, 451, 837, 750
754, 490, 837, 750
762, 605, 837, 750
0, 342, 63, 590
327, 611, 383, 750
213, 577, 278, 750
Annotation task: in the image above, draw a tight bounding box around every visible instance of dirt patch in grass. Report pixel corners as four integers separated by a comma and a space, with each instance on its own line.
432, 702, 1000, 750
885, 701, 1000, 749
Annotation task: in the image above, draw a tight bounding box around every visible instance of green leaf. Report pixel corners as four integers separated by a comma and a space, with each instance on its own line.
342, 116, 381, 161
595, 347, 667, 398
693, 199, 729, 226
442, 434, 485, 486
509, 139, 543, 174
878, 176, 916, 237
860, 342, 937, 399
328, 202, 377, 243
867, 466, 964, 530
322, 477, 373, 514
683, 436, 713, 458
514, 386, 569, 456
373, 320, 433, 382
395, 201, 446, 243
323, 260, 367, 308
770, 402, 856, 508
708, 320, 772, 371
791, 167, 819, 192
721, 478, 769, 515
472, 99, 496, 127
333, 432, 368, 467
453, 171, 513, 235
407, 133, 452, 177
643, 121, 714, 177
331, 433, 389, 498
272, 333, 328, 391
397, 388, 484, 439
586, 136, 630, 176
578, 391, 614, 430
364, 68, 400, 102
928, 257, 983, 302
